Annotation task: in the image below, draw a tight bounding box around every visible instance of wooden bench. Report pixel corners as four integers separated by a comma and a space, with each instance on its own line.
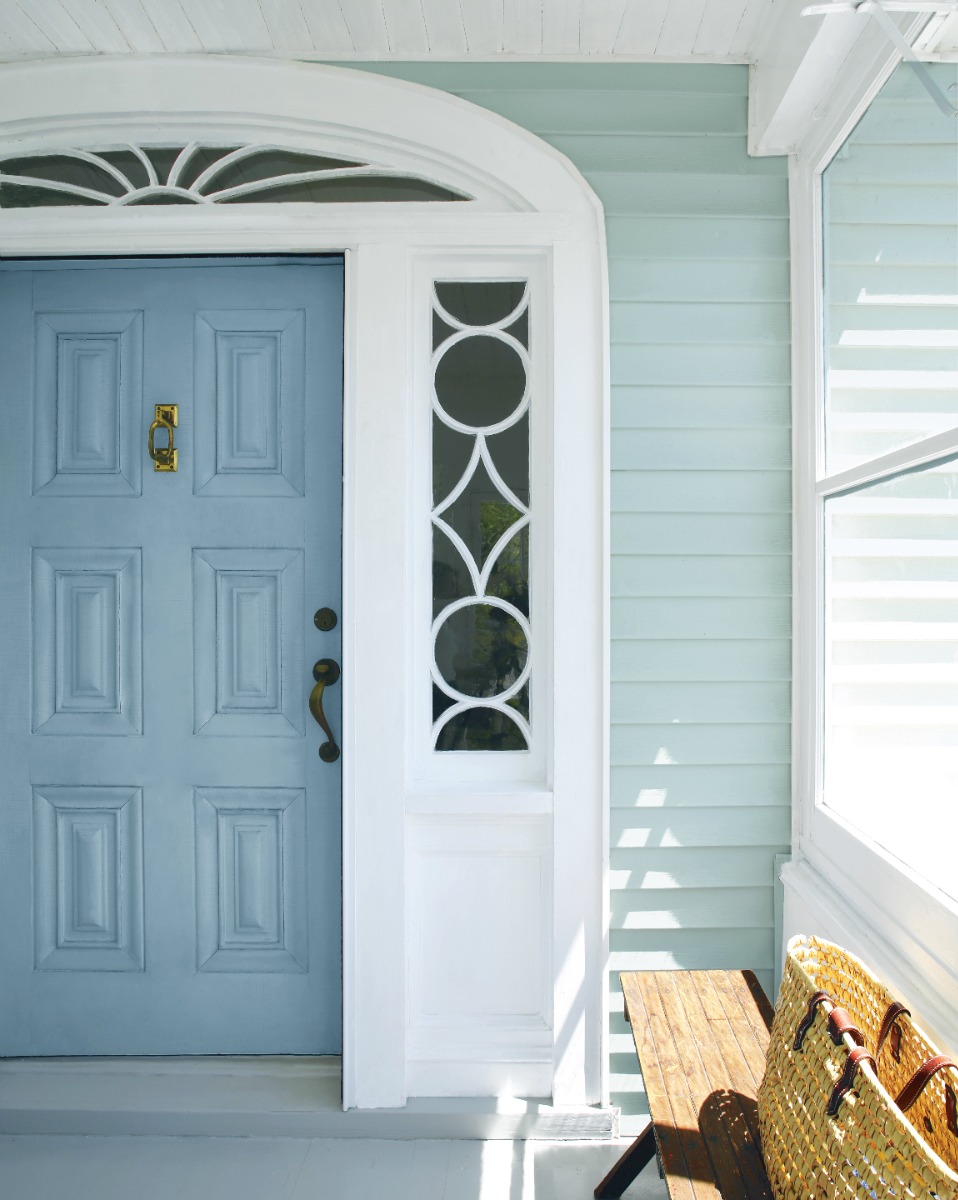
595, 969, 776, 1200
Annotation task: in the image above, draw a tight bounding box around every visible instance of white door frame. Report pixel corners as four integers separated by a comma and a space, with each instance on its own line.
0, 55, 609, 1110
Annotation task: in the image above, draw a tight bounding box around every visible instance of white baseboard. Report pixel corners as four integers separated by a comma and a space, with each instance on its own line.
0, 1057, 618, 1140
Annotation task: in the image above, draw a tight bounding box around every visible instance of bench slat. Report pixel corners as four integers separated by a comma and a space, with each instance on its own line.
656, 973, 763, 1200
677, 975, 772, 1200
629, 976, 722, 1199
617, 969, 774, 1200
690, 974, 767, 1094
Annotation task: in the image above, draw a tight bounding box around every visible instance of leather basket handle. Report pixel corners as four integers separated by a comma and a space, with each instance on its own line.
793, 991, 864, 1051
895, 1056, 958, 1113
828, 1047, 877, 1117
877, 1001, 911, 1061
794, 991, 831, 1051
827, 1007, 865, 1047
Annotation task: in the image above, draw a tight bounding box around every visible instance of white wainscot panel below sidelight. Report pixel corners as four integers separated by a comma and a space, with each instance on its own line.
406, 814, 553, 1097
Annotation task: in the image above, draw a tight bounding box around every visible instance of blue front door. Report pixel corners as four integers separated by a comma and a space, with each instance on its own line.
0, 257, 343, 1054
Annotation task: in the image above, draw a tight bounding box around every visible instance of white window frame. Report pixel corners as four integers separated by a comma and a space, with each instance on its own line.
788, 53, 958, 1051
0, 54, 610, 1111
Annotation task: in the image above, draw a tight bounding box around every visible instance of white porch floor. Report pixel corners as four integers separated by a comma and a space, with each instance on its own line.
0, 1134, 668, 1199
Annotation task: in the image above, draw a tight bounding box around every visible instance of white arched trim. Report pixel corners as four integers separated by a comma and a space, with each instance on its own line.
0, 55, 600, 216
0, 56, 609, 1120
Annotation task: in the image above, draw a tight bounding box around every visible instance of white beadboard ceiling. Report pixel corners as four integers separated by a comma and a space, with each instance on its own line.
0, 0, 773, 62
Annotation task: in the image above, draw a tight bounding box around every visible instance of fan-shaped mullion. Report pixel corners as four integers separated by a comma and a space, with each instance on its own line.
0, 173, 111, 203
205, 165, 382, 203
126, 144, 158, 187
189, 144, 285, 194
167, 142, 201, 188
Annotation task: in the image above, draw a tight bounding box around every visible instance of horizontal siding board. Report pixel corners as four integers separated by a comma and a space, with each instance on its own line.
612, 597, 792, 639
590, 172, 788, 217
610, 927, 775, 965
611, 300, 790, 344
612, 554, 791, 597
612, 470, 791, 512
547, 132, 785, 175
612, 639, 791, 681
458, 90, 747, 134
612, 763, 790, 807
612, 342, 790, 386
608, 215, 789, 259
610, 723, 791, 765
612, 680, 790, 724
610, 855, 783, 893
612, 428, 790, 470
612, 388, 792, 429
611, 885, 774, 928
610, 258, 790, 302
610, 806, 790, 848
612, 512, 791, 553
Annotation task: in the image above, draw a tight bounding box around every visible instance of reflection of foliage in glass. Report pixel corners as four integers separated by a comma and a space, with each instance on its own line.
436, 603, 527, 703
435, 706, 526, 751
481, 501, 528, 616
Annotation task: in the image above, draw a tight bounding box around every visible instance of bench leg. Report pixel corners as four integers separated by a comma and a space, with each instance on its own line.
594, 1124, 657, 1199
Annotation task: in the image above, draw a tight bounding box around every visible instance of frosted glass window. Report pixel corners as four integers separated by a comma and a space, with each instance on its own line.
823, 64, 958, 477
430, 280, 531, 752
823, 460, 958, 900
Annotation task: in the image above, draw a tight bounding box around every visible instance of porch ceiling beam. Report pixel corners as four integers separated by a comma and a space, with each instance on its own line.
748, 0, 938, 156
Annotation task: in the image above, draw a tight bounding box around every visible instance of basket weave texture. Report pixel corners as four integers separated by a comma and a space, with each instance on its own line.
757, 934, 958, 1200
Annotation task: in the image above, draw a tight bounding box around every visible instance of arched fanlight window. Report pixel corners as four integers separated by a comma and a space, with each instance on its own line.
0, 143, 471, 207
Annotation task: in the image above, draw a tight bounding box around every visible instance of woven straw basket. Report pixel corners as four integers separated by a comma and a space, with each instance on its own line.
757, 934, 958, 1200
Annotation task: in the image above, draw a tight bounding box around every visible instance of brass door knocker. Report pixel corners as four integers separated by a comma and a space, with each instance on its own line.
148, 404, 178, 472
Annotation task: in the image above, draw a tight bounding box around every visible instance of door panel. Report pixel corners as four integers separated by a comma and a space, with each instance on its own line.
0, 257, 343, 1055
194, 310, 305, 496
192, 547, 305, 736
33, 310, 143, 497
32, 547, 143, 736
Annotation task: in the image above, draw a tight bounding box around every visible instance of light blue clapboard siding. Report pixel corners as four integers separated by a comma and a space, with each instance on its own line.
352, 62, 791, 1128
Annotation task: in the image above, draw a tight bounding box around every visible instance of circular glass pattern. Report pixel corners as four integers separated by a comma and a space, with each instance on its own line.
434, 602, 529, 700
435, 707, 527, 752
434, 335, 526, 429
435, 281, 526, 327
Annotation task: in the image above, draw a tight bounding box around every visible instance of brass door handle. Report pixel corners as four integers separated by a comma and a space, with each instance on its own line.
149, 404, 178, 472
309, 658, 341, 762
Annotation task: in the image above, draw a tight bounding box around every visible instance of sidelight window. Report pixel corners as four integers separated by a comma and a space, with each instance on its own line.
430, 280, 532, 752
